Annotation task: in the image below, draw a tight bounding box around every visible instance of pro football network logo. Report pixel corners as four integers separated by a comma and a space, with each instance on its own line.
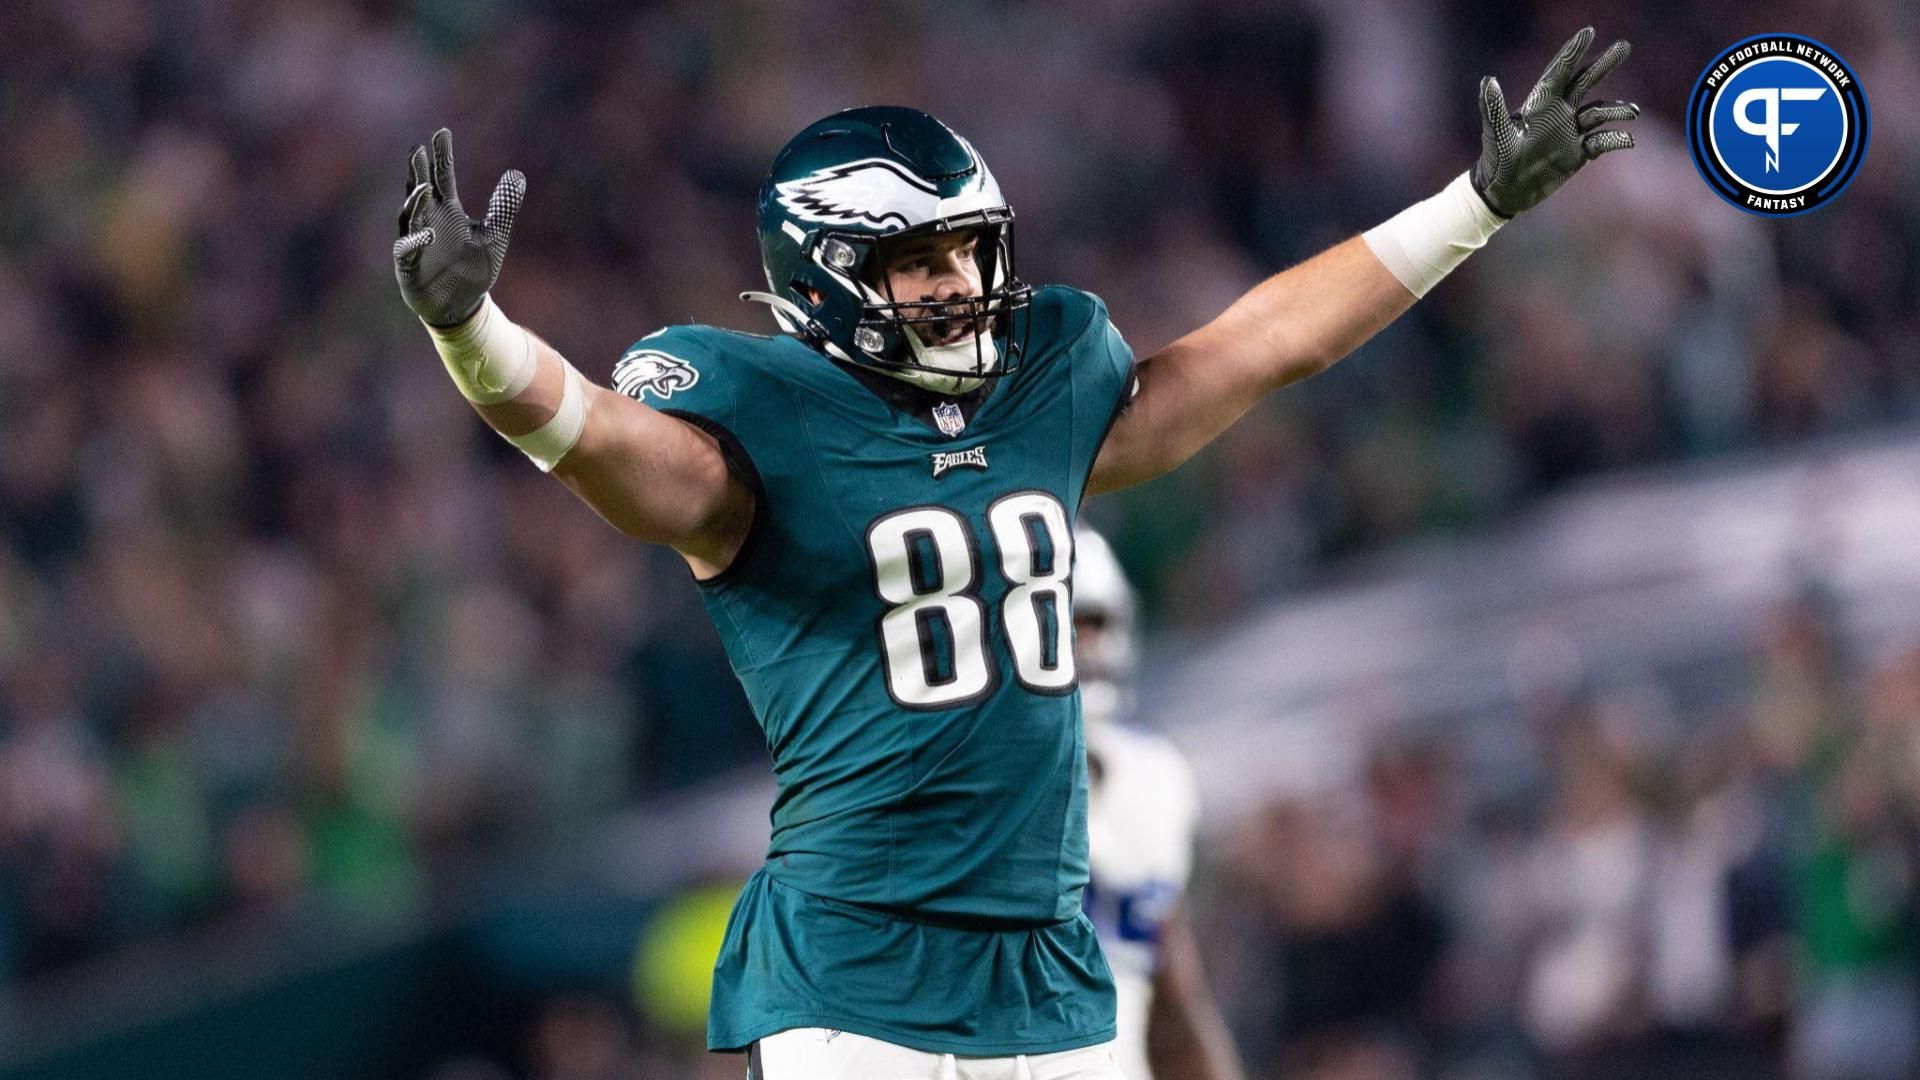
612, 349, 700, 401
1686, 34, 1869, 216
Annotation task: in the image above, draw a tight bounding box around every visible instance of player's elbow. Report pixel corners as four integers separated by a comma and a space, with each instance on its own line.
1279, 348, 1340, 387
1086, 413, 1176, 495
1259, 321, 1338, 389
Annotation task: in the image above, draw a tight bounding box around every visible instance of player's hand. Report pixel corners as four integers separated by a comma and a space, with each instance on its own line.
392, 128, 526, 328
1471, 27, 1638, 217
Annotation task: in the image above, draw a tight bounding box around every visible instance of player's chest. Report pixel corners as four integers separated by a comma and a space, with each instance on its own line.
781, 389, 1078, 563
812, 439, 1073, 602
760, 395, 1084, 707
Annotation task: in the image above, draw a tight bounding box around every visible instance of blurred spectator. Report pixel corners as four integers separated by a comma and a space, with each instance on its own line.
1225, 790, 1448, 1075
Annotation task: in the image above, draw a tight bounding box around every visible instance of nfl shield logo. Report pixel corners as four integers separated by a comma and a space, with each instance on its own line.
932, 401, 966, 438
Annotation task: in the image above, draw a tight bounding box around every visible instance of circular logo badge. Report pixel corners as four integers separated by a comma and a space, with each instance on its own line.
1686, 34, 1869, 216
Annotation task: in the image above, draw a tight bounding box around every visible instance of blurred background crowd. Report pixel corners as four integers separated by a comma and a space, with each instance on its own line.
1198, 593, 1920, 1080
1, 0, 1917, 1077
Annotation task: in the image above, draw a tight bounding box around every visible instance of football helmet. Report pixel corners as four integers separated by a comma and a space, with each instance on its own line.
1073, 525, 1138, 726
746, 106, 1031, 396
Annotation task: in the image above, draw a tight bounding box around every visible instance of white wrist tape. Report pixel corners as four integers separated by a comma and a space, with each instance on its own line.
425, 296, 586, 471
426, 295, 537, 404
1361, 172, 1506, 298
508, 360, 589, 472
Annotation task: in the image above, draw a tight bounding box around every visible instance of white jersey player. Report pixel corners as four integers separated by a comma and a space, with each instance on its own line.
1076, 527, 1245, 1080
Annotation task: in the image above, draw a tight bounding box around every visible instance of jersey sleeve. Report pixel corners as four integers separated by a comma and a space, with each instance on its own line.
611, 325, 737, 428
1061, 288, 1138, 493
610, 326, 767, 535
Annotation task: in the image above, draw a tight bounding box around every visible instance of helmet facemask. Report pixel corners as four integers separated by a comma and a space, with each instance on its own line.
827, 213, 1030, 396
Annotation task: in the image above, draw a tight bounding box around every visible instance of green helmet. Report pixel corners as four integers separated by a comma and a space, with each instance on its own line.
745, 106, 1031, 395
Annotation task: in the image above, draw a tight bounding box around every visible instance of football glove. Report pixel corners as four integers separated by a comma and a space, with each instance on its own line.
392, 128, 526, 328
1472, 27, 1639, 218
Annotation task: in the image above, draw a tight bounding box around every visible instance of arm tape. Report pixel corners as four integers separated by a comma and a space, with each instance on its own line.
425, 295, 537, 404
1361, 172, 1506, 298
425, 295, 587, 471
508, 361, 588, 472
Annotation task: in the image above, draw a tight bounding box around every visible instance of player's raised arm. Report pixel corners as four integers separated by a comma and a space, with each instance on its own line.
1088, 27, 1636, 494
392, 130, 752, 576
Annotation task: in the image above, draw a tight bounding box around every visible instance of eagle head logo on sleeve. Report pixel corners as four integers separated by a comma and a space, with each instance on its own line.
613, 349, 701, 401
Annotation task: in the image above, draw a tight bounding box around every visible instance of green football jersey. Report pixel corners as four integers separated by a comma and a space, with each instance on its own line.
612, 285, 1136, 1055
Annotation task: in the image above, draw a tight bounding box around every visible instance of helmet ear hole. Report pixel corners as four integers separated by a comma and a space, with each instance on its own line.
787, 278, 829, 315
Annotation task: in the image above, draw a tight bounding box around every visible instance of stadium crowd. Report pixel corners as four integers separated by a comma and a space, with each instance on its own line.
1195, 593, 1920, 1080
1, 0, 1917, 1077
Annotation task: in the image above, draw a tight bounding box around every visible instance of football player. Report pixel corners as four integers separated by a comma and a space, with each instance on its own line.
392, 28, 1634, 1080
1075, 527, 1245, 1080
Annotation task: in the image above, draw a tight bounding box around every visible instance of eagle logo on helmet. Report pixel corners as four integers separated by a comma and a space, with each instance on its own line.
774, 158, 945, 231
613, 349, 701, 401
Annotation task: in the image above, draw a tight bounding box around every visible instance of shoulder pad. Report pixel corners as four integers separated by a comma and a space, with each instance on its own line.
1024, 285, 1109, 350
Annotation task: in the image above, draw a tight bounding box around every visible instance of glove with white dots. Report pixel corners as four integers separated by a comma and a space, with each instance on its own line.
392, 128, 526, 328
1472, 27, 1639, 218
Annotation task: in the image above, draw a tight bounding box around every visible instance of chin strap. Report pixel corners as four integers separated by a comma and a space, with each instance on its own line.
739, 290, 810, 334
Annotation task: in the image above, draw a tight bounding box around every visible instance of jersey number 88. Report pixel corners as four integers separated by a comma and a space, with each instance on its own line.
866, 492, 1074, 708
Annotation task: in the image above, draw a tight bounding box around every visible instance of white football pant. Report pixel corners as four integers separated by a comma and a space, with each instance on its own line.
748, 1028, 1127, 1079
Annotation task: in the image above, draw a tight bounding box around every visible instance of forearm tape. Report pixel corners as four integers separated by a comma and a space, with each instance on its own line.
425, 296, 586, 471
1361, 172, 1506, 298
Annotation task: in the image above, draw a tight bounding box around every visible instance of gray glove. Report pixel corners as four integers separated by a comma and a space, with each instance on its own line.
1472, 27, 1638, 218
393, 129, 526, 328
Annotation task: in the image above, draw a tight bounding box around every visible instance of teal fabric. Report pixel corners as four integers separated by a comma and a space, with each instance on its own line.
708, 867, 1116, 1056
615, 285, 1134, 1053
